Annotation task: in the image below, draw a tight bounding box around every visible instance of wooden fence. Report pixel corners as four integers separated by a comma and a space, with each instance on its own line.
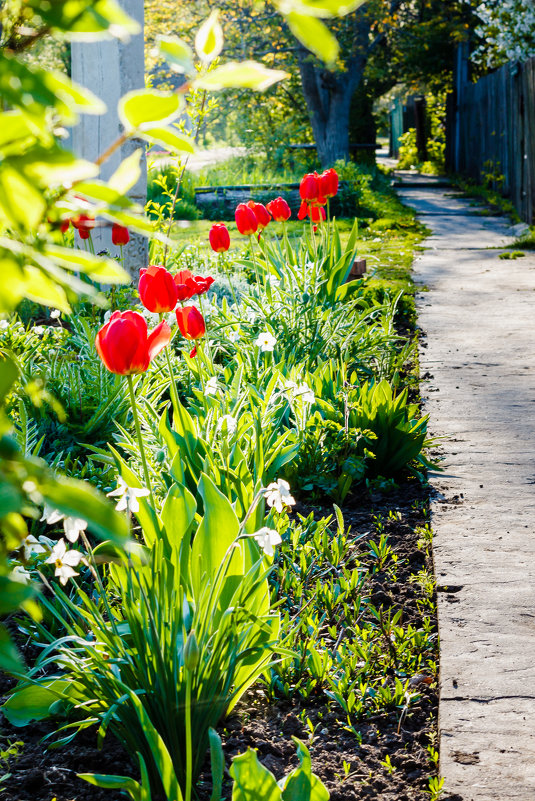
447, 53, 535, 224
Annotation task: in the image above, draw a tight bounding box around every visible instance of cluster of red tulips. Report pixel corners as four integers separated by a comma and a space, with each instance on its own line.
207, 168, 339, 250
62, 214, 130, 246
96, 264, 214, 375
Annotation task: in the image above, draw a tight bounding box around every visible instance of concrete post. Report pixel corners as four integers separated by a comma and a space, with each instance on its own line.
71, 0, 148, 279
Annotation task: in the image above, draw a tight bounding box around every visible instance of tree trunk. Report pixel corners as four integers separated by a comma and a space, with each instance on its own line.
298, 59, 361, 166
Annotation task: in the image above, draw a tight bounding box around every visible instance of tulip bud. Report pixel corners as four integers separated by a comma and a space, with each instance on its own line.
139, 265, 178, 313
266, 197, 291, 222
246, 200, 271, 231
209, 223, 230, 253
235, 203, 258, 236
95, 311, 172, 375
319, 168, 339, 199
176, 306, 206, 340
112, 224, 130, 246
299, 172, 320, 202
184, 629, 200, 671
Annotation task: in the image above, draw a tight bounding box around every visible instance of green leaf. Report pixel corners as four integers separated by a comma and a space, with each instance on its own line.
0, 355, 19, 402
39, 474, 129, 544
108, 149, 143, 194
195, 62, 288, 91
209, 728, 225, 801
118, 90, 183, 132
277, 0, 365, 18
2, 680, 71, 726
195, 11, 224, 64
158, 35, 195, 75
0, 575, 35, 616
128, 692, 184, 801
230, 749, 282, 801
24, 0, 140, 40
22, 266, 70, 313
44, 245, 130, 284
140, 127, 195, 154
9, 146, 99, 188
161, 484, 197, 562
285, 13, 339, 65
191, 473, 240, 596
44, 71, 106, 115
0, 167, 46, 231
78, 773, 143, 798
281, 739, 329, 801
0, 626, 25, 674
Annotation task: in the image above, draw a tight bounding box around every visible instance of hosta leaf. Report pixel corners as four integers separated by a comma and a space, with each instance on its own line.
2, 680, 72, 726
195, 62, 288, 91
230, 749, 281, 801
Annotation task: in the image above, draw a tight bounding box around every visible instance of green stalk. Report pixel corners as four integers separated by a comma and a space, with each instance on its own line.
185, 670, 193, 801
219, 252, 239, 311
249, 235, 262, 291
126, 374, 157, 514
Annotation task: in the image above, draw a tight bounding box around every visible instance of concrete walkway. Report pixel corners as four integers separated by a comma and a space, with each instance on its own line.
398, 179, 535, 800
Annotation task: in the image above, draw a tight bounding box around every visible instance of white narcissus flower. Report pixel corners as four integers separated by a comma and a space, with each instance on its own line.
253, 527, 282, 557
50, 309, 61, 319
107, 476, 150, 514
0, 319, 9, 330
216, 414, 237, 436
11, 565, 31, 584
255, 332, 276, 352
204, 376, 219, 396
20, 534, 47, 560
227, 328, 241, 343
294, 383, 315, 405
63, 517, 88, 544
40, 504, 64, 525
45, 538, 84, 585
264, 478, 296, 514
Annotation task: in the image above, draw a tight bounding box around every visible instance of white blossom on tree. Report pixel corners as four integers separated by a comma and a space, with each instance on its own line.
472, 0, 535, 69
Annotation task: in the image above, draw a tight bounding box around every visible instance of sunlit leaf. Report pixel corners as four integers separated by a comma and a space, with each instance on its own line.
194, 62, 288, 91
277, 0, 366, 18
108, 149, 143, 194
158, 35, 195, 75
140, 127, 195, 154
195, 10, 224, 64
285, 13, 339, 64
0, 167, 46, 231
118, 90, 183, 132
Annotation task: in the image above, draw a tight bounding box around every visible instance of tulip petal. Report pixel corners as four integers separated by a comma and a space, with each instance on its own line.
147, 320, 172, 361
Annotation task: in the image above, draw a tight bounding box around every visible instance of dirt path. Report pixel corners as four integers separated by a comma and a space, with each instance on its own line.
398, 177, 535, 801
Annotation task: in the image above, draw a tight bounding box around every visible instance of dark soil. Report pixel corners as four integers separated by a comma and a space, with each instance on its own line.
0, 478, 438, 801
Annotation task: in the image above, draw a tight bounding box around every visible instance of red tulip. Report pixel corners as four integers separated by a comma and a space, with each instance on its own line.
73, 214, 95, 239
96, 311, 171, 375
174, 269, 196, 301
235, 203, 258, 236
112, 224, 130, 246
319, 168, 338, 199
60, 219, 70, 234
246, 200, 271, 231
187, 275, 215, 296
139, 265, 178, 313
266, 197, 291, 222
299, 173, 321, 202
209, 223, 230, 253
176, 306, 206, 340
298, 201, 325, 222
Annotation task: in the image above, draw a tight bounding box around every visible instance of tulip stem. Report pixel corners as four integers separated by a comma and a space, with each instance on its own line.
219, 252, 239, 312
197, 295, 215, 371
164, 343, 181, 425
248, 235, 262, 292
126, 374, 157, 514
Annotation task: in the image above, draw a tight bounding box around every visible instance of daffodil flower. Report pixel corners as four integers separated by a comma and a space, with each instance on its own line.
40, 504, 64, 525
45, 538, 84, 585
107, 476, 150, 514
253, 527, 282, 557
264, 478, 296, 513
204, 376, 219, 396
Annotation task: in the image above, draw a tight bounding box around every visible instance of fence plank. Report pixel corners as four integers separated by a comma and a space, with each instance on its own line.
449, 55, 535, 224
